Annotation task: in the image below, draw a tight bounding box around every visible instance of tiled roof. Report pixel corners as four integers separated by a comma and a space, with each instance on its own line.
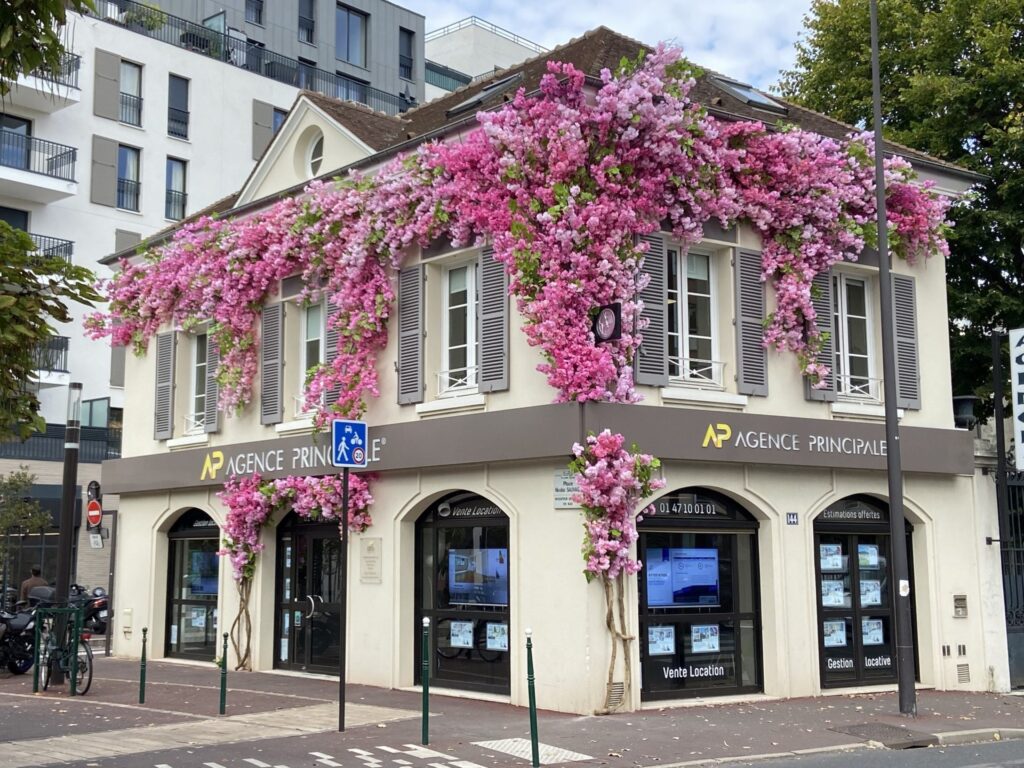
300, 90, 409, 150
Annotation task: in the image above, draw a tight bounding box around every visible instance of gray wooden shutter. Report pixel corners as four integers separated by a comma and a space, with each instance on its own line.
252, 100, 274, 160
93, 50, 121, 121
735, 250, 769, 396
892, 274, 921, 409
635, 233, 669, 386
204, 337, 220, 433
114, 228, 141, 254
477, 247, 508, 393
260, 303, 284, 425
90, 136, 118, 207
153, 332, 175, 440
324, 309, 341, 407
805, 270, 837, 401
397, 265, 424, 404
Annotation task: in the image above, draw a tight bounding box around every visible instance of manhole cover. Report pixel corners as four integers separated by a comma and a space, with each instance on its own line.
831, 723, 938, 749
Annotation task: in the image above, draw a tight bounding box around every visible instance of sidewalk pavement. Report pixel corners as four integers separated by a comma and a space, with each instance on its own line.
1, 656, 1023, 767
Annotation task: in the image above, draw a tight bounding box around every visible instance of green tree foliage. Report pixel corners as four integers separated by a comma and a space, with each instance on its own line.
0, 0, 95, 96
778, 0, 1024, 410
0, 222, 100, 439
0, 468, 52, 575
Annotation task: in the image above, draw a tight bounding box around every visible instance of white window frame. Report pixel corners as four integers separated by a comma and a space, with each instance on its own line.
186, 332, 207, 434
439, 259, 478, 397
295, 303, 326, 416
666, 244, 723, 388
832, 272, 880, 401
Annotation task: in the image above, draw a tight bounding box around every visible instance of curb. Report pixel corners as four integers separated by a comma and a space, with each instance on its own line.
934, 728, 1024, 746
641, 742, 872, 768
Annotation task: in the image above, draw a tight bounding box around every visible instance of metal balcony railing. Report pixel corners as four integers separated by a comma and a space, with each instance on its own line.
399, 54, 413, 80
425, 17, 546, 54
668, 357, 726, 388
437, 365, 478, 397
245, 0, 263, 25
168, 106, 189, 138
165, 189, 187, 220
90, 0, 414, 115
117, 178, 140, 211
0, 424, 120, 463
425, 60, 471, 92
0, 131, 77, 181
29, 233, 74, 262
120, 92, 143, 125
835, 373, 883, 402
29, 52, 82, 89
33, 336, 69, 373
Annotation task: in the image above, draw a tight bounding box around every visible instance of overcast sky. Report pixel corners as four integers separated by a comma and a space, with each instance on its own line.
408, 1, 815, 90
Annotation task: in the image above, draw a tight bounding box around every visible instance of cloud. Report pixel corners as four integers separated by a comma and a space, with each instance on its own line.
411, 0, 812, 89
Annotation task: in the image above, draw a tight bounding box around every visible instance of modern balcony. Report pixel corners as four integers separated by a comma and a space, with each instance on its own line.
0, 424, 121, 463
90, 0, 416, 115
9, 52, 82, 113
425, 60, 472, 93
29, 233, 74, 263
117, 178, 140, 211
32, 336, 70, 389
0, 131, 77, 202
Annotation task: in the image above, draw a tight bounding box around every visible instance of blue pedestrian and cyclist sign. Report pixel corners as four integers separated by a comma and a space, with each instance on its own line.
332, 419, 368, 468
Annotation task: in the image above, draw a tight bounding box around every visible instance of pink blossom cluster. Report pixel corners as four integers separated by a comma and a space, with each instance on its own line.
217, 472, 373, 581
569, 429, 665, 580
86, 43, 951, 414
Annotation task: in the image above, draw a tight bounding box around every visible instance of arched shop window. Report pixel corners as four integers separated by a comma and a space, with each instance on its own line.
814, 495, 917, 688
166, 509, 220, 660
638, 488, 762, 700
416, 492, 510, 695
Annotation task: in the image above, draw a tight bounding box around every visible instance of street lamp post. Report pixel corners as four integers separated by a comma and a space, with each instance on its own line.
868, 0, 917, 716
55, 382, 83, 683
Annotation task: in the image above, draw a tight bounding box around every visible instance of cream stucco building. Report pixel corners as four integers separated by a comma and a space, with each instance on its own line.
100, 28, 1007, 714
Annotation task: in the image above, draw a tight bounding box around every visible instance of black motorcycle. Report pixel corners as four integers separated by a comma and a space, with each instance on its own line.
69, 584, 109, 636
0, 606, 37, 674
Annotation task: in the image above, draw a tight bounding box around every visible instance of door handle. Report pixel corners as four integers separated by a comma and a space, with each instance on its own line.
304, 595, 315, 619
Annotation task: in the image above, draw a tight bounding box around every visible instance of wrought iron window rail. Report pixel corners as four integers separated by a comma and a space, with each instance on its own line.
117, 178, 140, 211
0, 131, 77, 181
29, 52, 82, 89
165, 189, 187, 220
120, 92, 143, 125
168, 106, 189, 139
91, 0, 413, 115
399, 54, 413, 80
29, 233, 74, 262
33, 336, 70, 373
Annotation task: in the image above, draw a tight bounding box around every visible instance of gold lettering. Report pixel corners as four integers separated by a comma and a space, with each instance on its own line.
200, 450, 224, 480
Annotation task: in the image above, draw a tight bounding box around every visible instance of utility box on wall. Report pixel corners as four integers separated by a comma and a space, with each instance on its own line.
954, 594, 968, 618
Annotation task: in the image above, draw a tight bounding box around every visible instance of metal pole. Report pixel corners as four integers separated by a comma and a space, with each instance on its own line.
219, 632, 228, 715
526, 628, 540, 768
69, 608, 80, 697
139, 626, 147, 703
869, 0, 916, 717
421, 617, 430, 745
32, 608, 41, 693
338, 467, 349, 732
56, 382, 83, 686
105, 507, 118, 657
993, 333, 1011, 542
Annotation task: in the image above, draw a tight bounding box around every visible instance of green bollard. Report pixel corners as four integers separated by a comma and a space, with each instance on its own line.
526, 629, 540, 768
139, 627, 148, 704
219, 632, 228, 715
69, 609, 80, 697
31, 611, 41, 694
421, 617, 430, 745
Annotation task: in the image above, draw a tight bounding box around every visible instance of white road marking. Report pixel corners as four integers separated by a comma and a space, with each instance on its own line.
204, 763, 229, 768
310, 752, 343, 767
243, 760, 273, 767
473, 738, 593, 765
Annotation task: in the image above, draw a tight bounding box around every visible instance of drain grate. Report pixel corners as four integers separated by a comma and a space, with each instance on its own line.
831, 723, 939, 749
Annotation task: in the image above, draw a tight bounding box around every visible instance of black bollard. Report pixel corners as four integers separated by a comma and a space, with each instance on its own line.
219, 632, 228, 715
139, 627, 148, 704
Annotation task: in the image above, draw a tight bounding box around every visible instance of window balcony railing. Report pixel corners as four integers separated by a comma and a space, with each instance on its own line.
165, 189, 187, 220
245, 0, 263, 25
89, 0, 413, 114
437, 366, 478, 397
425, 60, 472, 92
0, 131, 77, 181
668, 357, 726, 388
836, 373, 883, 403
168, 106, 189, 139
399, 54, 413, 80
184, 413, 206, 435
117, 178, 140, 211
28, 233, 74, 262
120, 92, 142, 125
29, 52, 82, 89
298, 15, 315, 44
33, 336, 69, 373
0, 424, 121, 463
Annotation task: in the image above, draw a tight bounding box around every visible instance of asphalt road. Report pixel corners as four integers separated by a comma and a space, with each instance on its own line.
725, 739, 1024, 768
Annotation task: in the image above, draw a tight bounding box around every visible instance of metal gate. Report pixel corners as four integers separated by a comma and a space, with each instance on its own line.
1003, 472, 1024, 688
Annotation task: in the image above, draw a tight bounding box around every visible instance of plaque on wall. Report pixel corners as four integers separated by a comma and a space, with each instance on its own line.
554, 470, 581, 509
360, 537, 383, 584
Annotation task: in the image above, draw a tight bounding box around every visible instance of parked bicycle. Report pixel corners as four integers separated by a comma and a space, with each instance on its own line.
37, 615, 93, 695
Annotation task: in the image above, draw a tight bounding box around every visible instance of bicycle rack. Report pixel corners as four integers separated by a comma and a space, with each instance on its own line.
32, 605, 86, 696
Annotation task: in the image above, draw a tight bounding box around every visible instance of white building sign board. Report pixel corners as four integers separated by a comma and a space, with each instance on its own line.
554, 470, 581, 509
1012, 328, 1024, 471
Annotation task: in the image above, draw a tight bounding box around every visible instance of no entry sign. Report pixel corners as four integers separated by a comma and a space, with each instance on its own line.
86, 499, 103, 528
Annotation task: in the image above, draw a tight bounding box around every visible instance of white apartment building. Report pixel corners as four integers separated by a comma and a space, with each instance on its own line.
1, 0, 424, 600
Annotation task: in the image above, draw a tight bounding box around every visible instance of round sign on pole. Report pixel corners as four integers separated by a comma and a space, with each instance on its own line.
86, 499, 103, 528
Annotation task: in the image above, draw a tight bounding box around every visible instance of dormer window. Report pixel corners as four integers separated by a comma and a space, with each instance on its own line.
711, 77, 788, 115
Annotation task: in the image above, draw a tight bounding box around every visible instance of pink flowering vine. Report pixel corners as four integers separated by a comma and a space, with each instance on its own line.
86, 43, 951, 416
217, 472, 373, 582
569, 429, 665, 580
